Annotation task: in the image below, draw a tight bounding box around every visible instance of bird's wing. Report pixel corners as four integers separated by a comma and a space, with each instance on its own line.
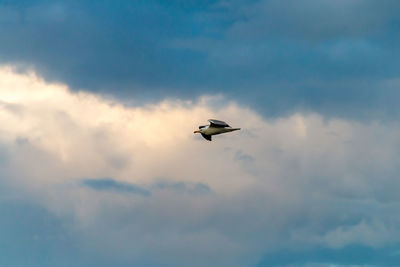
208, 119, 230, 128
201, 133, 212, 141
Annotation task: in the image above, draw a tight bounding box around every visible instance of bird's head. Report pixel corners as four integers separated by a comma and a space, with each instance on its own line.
194, 130, 200, 134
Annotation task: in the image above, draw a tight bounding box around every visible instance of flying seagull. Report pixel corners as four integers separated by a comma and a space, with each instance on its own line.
194, 119, 240, 141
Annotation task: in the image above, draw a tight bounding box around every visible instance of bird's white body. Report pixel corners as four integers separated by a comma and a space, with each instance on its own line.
194, 119, 240, 141
199, 125, 240, 135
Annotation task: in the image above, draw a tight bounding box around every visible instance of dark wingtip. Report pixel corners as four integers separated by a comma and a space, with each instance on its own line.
201, 133, 212, 141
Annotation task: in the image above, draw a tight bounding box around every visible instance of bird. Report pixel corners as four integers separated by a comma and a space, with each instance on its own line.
194, 119, 240, 141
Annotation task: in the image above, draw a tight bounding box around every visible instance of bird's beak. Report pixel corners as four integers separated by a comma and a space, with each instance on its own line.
194, 130, 200, 134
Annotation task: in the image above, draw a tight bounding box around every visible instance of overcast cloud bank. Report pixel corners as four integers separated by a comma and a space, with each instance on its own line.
0, 0, 400, 118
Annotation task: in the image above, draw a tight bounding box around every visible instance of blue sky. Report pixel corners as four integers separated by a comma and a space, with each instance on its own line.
1, 1, 400, 266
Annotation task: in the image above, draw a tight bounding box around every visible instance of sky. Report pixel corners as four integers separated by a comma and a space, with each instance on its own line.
1, 1, 400, 266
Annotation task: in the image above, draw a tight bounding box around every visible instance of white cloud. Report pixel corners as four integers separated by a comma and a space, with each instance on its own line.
1, 65, 400, 265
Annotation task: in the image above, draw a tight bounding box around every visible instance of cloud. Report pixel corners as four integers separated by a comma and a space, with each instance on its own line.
0, 1, 400, 119
81, 178, 150, 196
226, 0, 400, 42
153, 180, 211, 195
0, 197, 89, 267
2, 66, 400, 265
258, 244, 400, 266
80, 178, 210, 196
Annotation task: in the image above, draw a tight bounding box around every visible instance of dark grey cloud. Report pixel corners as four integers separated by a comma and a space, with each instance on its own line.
0, 0, 213, 95
226, 0, 400, 41
0, 0, 400, 118
81, 178, 150, 196
153, 180, 211, 195
80, 178, 211, 196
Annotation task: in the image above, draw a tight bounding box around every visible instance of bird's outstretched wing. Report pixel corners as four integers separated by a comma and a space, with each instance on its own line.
208, 119, 230, 128
201, 133, 212, 141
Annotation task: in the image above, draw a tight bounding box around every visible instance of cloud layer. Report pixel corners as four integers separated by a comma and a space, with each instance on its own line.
0, 0, 400, 118
1, 66, 400, 265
